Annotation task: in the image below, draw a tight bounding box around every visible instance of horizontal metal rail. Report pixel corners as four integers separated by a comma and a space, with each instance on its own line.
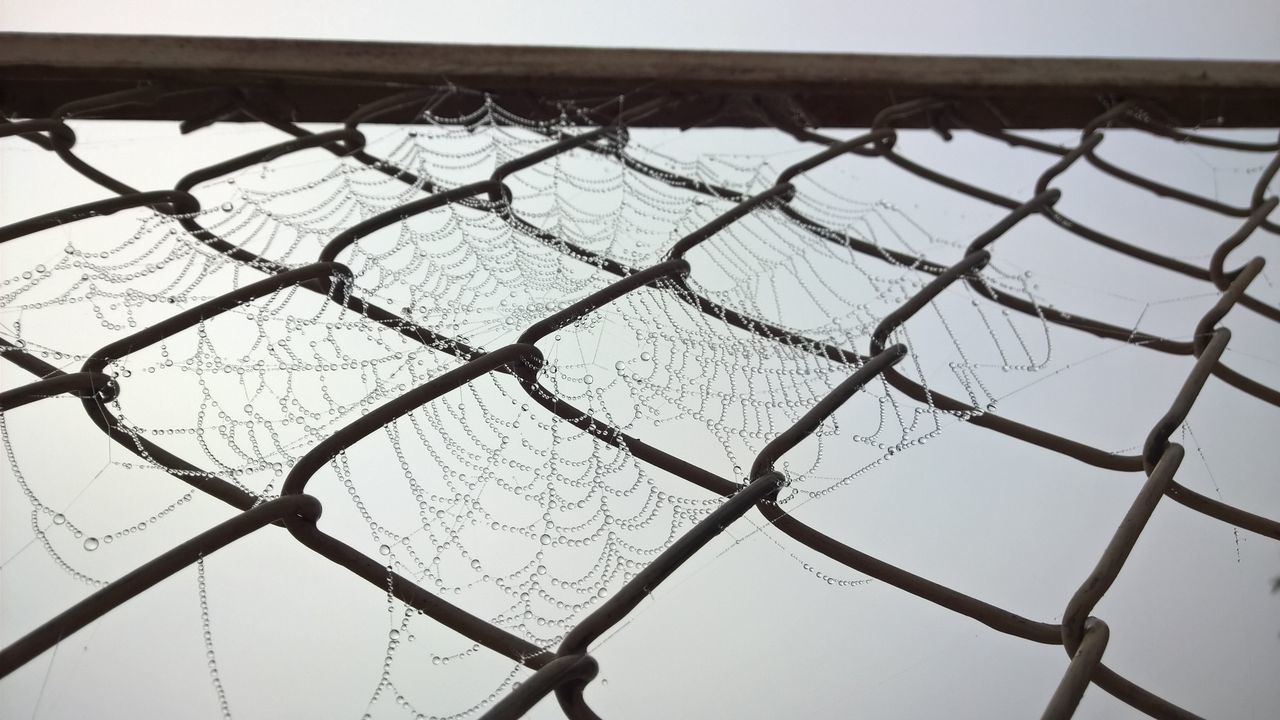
4, 32, 1280, 127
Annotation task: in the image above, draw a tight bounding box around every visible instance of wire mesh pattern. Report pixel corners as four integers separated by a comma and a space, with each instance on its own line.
0, 84, 1278, 720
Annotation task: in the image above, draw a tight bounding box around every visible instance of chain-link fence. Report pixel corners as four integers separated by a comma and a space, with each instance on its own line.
1, 64, 1278, 720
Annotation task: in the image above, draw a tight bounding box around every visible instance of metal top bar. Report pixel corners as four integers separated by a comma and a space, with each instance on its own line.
2, 32, 1279, 127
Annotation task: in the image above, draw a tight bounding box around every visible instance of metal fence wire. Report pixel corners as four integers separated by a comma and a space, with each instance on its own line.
0, 82, 1278, 720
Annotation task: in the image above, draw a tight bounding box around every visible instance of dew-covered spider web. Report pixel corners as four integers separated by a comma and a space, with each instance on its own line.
2, 89, 1279, 719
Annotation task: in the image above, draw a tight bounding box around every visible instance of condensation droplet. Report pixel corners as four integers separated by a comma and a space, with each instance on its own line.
83, 537, 100, 551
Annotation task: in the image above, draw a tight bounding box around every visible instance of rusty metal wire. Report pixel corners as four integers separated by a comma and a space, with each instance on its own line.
0, 82, 1277, 720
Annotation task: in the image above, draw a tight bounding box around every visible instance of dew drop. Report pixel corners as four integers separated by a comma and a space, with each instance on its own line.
378, 544, 392, 556
52, 513, 66, 525
83, 537, 100, 551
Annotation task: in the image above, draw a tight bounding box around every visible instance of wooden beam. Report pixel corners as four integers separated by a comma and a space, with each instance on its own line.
2, 32, 1278, 128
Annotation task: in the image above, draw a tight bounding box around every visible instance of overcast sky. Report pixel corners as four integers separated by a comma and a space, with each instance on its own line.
1, 0, 1279, 59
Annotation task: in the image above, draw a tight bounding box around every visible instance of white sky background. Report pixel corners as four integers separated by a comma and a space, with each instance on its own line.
2, 2, 1280, 720
0, 0, 1278, 58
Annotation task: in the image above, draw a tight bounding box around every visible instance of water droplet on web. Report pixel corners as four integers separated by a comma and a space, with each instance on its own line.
221, 202, 234, 212
378, 544, 392, 556
640, 352, 651, 361
539, 534, 552, 545
52, 513, 66, 525
83, 537, 99, 551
